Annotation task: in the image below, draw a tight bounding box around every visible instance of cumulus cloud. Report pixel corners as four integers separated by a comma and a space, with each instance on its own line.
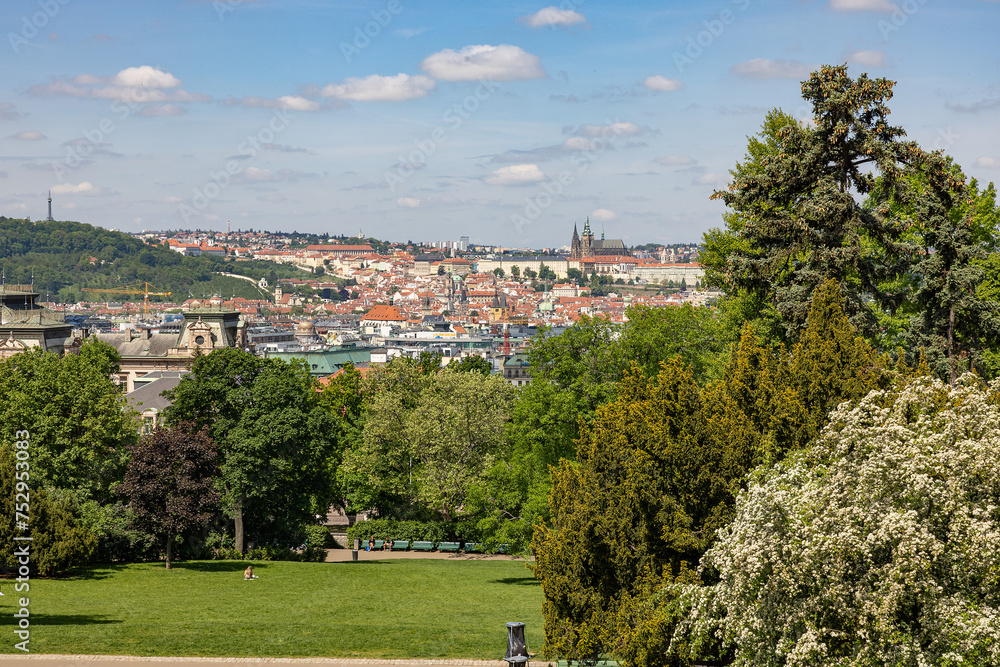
519, 7, 587, 28
590, 208, 618, 222
655, 155, 697, 166
10, 131, 46, 140
830, 0, 896, 11
421, 44, 546, 81
396, 197, 421, 208
731, 58, 815, 80
50, 181, 111, 196
484, 163, 547, 186
321, 74, 436, 102
28, 66, 209, 104
847, 49, 886, 66
113, 65, 181, 88
976, 156, 1000, 169
643, 75, 684, 92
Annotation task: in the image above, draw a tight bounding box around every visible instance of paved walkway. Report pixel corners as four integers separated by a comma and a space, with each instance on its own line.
0, 658, 532, 667
322, 549, 528, 563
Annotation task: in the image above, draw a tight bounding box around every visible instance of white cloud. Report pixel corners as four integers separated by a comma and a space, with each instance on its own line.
590, 208, 618, 222
421, 44, 546, 81
10, 130, 46, 140
656, 155, 696, 166
50, 181, 110, 196
830, 0, 897, 11
731, 58, 815, 80
643, 75, 684, 92
562, 137, 597, 151
976, 156, 1000, 169
233, 95, 319, 111
113, 65, 181, 89
847, 50, 886, 66
696, 173, 730, 185
520, 7, 587, 28
321, 74, 435, 102
29, 66, 209, 104
576, 121, 643, 138
139, 104, 187, 117
484, 163, 546, 186
396, 197, 421, 208
241, 167, 282, 182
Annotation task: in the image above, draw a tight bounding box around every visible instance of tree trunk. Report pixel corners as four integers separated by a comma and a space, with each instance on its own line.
165, 532, 174, 569
234, 496, 245, 554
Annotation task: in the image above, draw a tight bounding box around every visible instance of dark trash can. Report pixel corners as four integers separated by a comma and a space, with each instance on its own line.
505, 622, 529, 667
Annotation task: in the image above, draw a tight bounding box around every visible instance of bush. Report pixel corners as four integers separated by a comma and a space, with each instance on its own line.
30, 490, 97, 576
77, 500, 156, 564
347, 519, 448, 545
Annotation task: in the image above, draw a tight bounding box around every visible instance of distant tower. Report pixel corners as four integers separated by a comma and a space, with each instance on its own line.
581, 217, 594, 256
47, 191, 53, 222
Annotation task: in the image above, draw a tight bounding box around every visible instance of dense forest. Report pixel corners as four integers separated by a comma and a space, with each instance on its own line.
0, 217, 319, 303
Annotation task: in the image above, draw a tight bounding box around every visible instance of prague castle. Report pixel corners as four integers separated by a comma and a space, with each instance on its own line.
570, 218, 631, 259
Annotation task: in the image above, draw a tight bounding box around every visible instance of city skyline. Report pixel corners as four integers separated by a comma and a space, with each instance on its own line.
1, 0, 998, 247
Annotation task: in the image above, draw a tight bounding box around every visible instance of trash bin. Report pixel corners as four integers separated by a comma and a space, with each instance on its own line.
504, 622, 529, 667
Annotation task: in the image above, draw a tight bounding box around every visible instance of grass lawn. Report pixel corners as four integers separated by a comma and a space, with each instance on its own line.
3, 559, 544, 659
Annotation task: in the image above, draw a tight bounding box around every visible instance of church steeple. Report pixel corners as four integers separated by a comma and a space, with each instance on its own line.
47, 191, 53, 222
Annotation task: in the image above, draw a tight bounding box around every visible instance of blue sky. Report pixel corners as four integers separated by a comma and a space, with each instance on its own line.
2, 0, 998, 248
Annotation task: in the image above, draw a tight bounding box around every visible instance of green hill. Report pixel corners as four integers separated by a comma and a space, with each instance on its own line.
0, 217, 314, 305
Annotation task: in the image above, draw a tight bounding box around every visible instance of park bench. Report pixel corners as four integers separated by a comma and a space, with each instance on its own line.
438, 541, 461, 552
463, 542, 483, 553
391, 540, 410, 551
410, 540, 435, 551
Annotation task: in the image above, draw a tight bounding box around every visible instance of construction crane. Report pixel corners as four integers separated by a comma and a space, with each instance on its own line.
80, 282, 172, 317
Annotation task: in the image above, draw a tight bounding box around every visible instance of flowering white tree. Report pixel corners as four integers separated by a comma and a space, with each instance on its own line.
690, 376, 1000, 666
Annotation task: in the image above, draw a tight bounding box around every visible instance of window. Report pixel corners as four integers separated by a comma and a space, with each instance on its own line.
195, 335, 205, 345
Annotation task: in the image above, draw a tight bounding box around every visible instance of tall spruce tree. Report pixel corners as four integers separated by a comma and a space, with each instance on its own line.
904, 154, 1000, 383
711, 65, 925, 340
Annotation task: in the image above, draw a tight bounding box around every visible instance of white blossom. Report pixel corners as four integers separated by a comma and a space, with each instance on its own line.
687, 375, 1000, 666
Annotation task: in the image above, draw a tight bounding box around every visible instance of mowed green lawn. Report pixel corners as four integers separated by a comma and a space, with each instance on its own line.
2, 559, 544, 659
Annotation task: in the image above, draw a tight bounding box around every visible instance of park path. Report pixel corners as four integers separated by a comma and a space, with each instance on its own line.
321, 549, 527, 563
0, 657, 530, 667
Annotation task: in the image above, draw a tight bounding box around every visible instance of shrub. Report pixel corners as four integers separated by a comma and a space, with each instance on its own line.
77, 500, 156, 564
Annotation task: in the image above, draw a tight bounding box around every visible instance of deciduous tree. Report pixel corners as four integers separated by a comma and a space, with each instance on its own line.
118, 424, 219, 568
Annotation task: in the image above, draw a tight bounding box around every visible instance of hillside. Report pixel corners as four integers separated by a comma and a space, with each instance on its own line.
0, 217, 317, 304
